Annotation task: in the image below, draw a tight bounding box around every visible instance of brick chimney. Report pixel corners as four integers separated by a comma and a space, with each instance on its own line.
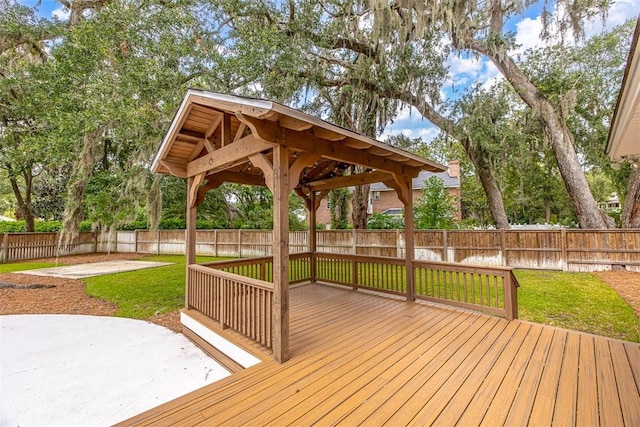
447, 160, 460, 178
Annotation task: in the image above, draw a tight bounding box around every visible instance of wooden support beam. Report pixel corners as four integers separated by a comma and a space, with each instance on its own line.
289, 153, 320, 190
394, 174, 415, 302
187, 139, 206, 162
238, 115, 420, 178
203, 137, 216, 154
204, 113, 222, 138
315, 190, 329, 211
207, 170, 265, 187
185, 176, 198, 309
233, 123, 247, 142
221, 113, 232, 147
158, 160, 187, 178
178, 129, 205, 141
187, 134, 272, 177
304, 170, 393, 192
313, 127, 346, 141
189, 172, 205, 208
278, 115, 314, 131
249, 153, 275, 193
272, 144, 290, 363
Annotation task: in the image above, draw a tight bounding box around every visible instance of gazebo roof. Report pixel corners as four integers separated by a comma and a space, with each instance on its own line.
152, 90, 444, 192
606, 17, 640, 162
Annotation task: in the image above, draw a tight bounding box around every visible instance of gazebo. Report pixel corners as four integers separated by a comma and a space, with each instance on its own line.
152, 90, 517, 363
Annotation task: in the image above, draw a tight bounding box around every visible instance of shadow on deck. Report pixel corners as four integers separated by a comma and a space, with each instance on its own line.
120, 283, 640, 426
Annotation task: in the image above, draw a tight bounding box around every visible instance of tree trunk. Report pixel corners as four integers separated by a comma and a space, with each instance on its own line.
6, 165, 35, 232
389, 91, 510, 229
352, 183, 370, 229
622, 166, 640, 228
467, 40, 608, 229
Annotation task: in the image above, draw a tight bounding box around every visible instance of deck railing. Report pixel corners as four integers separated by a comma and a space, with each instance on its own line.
187, 252, 519, 351
187, 253, 313, 350
413, 260, 519, 320
187, 264, 275, 349
314, 253, 519, 320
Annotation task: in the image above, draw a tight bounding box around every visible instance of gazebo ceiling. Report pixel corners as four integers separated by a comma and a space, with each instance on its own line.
607, 18, 640, 163
152, 90, 445, 193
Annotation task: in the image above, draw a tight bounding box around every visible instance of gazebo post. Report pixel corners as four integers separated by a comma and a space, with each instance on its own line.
273, 144, 290, 363
403, 179, 415, 302
309, 191, 317, 283
185, 176, 198, 309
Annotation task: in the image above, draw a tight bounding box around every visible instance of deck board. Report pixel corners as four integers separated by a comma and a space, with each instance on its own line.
119, 283, 640, 427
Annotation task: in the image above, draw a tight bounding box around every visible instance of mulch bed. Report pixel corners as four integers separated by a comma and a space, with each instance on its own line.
0, 253, 182, 332
1, 253, 639, 334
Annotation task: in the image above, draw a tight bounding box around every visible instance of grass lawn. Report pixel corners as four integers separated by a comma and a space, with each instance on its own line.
515, 270, 640, 343
0, 261, 61, 273
7, 255, 637, 342
83, 255, 222, 319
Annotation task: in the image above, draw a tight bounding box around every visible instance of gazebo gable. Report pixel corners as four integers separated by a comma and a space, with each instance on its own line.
151, 90, 445, 204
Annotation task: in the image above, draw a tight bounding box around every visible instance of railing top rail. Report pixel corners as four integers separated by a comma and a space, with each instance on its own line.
200, 256, 274, 268
314, 252, 405, 264
413, 258, 515, 274
189, 264, 274, 291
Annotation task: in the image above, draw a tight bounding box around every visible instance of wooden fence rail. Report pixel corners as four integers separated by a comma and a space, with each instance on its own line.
2, 229, 640, 272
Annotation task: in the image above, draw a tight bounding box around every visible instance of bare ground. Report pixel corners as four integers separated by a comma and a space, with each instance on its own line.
1, 253, 639, 334
0, 253, 182, 332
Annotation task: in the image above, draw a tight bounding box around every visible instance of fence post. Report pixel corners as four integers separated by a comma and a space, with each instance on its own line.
1, 233, 7, 263
157, 230, 161, 255
442, 230, 448, 262
352, 229, 356, 255
396, 230, 402, 258
501, 229, 507, 266
561, 228, 568, 272
238, 229, 242, 257
134, 230, 139, 254
93, 231, 98, 254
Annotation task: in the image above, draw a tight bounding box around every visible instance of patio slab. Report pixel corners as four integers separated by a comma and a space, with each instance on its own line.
0, 314, 231, 426
17, 260, 173, 279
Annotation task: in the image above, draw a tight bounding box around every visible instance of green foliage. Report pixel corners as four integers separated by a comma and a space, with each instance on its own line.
516, 270, 640, 342
414, 177, 457, 229
0, 220, 93, 233
328, 188, 351, 229
366, 213, 404, 229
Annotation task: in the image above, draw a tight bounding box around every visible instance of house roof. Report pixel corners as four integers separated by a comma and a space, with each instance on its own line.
606, 17, 640, 162
370, 168, 460, 191
151, 90, 445, 193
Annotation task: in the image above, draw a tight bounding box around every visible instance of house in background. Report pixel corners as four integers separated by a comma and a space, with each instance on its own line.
316, 160, 461, 227
606, 17, 640, 163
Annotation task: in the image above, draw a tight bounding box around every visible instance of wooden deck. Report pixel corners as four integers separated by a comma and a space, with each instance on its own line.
121, 283, 640, 426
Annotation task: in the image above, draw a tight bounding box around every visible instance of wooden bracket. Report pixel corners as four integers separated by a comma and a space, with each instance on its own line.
249, 153, 275, 193
289, 153, 320, 191
189, 172, 206, 208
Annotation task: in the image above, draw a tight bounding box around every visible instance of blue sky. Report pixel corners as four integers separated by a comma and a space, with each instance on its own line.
20, 0, 640, 144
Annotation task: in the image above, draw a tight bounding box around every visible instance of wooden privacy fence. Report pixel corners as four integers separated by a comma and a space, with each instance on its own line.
2, 229, 640, 272
0, 232, 97, 263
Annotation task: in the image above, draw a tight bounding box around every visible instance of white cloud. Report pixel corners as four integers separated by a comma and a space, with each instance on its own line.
52, 7, 70, 20
513, 17, 545, 54
583, 0, 640, 37
401, 129, 413, 137
418, 126, 439, 141
449, 56, 483, 78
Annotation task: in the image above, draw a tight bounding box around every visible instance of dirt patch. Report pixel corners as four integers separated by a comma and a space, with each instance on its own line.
594, 270, 640, 318
0, 253, 181, 332
36, 252, 148, 265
